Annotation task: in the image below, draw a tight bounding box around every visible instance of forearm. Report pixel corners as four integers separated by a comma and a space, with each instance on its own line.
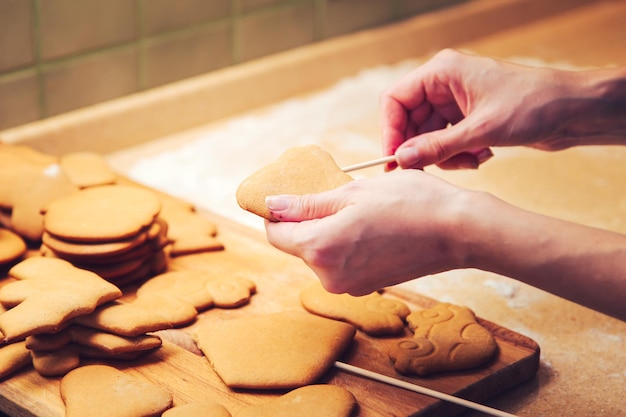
551, 67, 626, 147
458, 191, 626, 321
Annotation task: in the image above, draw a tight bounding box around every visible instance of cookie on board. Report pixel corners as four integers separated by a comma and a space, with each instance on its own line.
0, 257, 122, 343
42, 184, 161, 242
300, 282, 411, 336
60, 365, 173, 417
193, 311, 356, 389
74, 300, 174, 337
0, 228, 27, 267
136, 270, 256, 310
236, 145, 353, 221
59, 151, 117, 189
0, 341, 31, 379
234, 384, 357, 417
162, 401, 232, 417
388, 303, 498, 376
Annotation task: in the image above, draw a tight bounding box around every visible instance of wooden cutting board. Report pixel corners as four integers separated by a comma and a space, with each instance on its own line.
0, 206, 539, 417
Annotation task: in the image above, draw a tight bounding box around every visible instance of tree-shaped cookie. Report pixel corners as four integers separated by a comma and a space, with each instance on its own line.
0, 257, 122, 343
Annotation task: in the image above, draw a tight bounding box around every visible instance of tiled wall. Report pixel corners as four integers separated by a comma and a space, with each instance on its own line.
0, 0, 464, 131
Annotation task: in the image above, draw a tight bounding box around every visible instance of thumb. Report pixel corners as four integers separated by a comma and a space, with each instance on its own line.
265, 190, 345, 222
395, 121, 477, 169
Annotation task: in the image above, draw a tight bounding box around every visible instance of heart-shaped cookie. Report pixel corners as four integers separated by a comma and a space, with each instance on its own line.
236, 145, 352, 220
60, 365, 173, 417
235, 384, 356, 417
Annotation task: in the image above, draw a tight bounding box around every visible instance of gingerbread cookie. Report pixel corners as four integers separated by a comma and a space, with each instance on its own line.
74, 300, 174, 337
300, 282, 411, 336
0, 341, 31, 379
59, 151, 117, 189
235, 384, 357, 417
31, 346, 80, 376
162, 401, 232, 417
388, 303, 498, 376
60, 365, 173, 417
42, 184, 161, 242
0, 228, 27, 267
0, 257, 122, 343
0, 144, 77, 241
136, 270, 256, 310
193, 311, 355, 389
236, 145, 353, 220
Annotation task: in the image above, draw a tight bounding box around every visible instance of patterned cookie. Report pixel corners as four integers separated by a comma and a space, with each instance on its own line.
300, 282, 411, 336
236, 145, 353, 220
388, 303, 498, 376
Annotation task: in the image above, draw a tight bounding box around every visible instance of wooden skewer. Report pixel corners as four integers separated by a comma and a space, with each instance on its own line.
341, 155, 397, 172
334, 361, 519, 417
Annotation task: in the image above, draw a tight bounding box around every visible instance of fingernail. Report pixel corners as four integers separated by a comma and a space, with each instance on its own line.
396, 146, 419, 167
265, 195, 290, 211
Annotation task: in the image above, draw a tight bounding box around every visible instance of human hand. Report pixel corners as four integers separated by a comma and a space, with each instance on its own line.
380, 49, 590, 170
264, 170, 470, 295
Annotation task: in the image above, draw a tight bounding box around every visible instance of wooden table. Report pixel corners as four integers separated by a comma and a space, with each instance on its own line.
1, 1, 625, 416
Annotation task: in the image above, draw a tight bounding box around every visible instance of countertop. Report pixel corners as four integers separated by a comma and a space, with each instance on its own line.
106, 2, 626, 416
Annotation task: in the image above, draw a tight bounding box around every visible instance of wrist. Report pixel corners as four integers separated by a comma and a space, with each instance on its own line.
559, 68, 626, 145
449, 190, 521, 273
442, 189, 494, 271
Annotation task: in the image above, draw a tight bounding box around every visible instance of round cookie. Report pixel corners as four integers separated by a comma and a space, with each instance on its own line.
41, 229, 148, 258
42, 185, 161, 242
0, 228, 27, 266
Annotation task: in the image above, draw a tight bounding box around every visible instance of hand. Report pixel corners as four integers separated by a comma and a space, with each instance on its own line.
380, 49, 625, 170
264, 170, 470, 295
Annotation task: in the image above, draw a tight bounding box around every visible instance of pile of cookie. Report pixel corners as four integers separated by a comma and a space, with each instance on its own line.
0, 145, 115, 242
0, 257, 258, 379
39, 184, 169, 286
1, 143, 225, 284
0, 257, 161, 377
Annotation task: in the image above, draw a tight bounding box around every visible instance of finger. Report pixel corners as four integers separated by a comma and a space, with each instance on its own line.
265, 188, 347, 222
395, 120, 479, 168
264, 220, 302, 257
435, 147, 493, 170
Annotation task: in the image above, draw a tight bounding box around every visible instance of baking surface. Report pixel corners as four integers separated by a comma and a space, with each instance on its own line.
106, 2, 626, 417
0, 205, 539, 417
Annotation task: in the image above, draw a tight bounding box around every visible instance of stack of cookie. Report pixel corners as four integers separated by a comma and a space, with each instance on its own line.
40, 184, 168, 286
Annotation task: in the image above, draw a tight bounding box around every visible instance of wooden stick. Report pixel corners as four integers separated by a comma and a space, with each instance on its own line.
341, 155, 397, 172
334, 361, 519, 417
